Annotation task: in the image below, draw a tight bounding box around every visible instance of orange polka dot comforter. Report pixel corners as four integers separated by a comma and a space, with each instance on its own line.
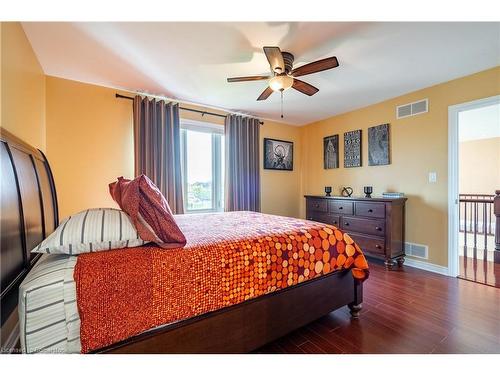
74, 211, 369, 353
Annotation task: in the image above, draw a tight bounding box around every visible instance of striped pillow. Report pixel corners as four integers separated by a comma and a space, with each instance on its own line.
32, 208, 146, 254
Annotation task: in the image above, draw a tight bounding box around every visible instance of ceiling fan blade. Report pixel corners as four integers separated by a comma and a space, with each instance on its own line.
263, 46, 285, 74
257, 86, 274, 101
227, 75, 270, 83
291, 56, 339, 77
292, 79, 319, 96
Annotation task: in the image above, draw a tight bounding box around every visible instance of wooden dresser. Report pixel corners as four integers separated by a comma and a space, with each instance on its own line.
305, 195, 407, 269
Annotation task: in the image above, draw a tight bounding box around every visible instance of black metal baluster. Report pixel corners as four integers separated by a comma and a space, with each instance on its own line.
484, 201, 488, 251
489, 201, 492, 235
469, 200, 473, 233
459, 197, 461, 232
473, 201, 477, 252
464, 200, 467, 254
479, 200, 483, 235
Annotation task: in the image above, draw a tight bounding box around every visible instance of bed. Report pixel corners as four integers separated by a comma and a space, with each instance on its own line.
1, 128, 365, 354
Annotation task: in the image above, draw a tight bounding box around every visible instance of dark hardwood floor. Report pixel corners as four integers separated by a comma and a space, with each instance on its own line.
256, 260, 500, 354
459, 254, 499, 288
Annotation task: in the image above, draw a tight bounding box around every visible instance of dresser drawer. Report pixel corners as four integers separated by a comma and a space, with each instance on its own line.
305, 195, 407, 263
306, 213, 340, 227
307, 198, 328, 213
341, 216, 385, 237
355, 202, 385, 218
349, 233, 385, 256
329, 200, 353, 215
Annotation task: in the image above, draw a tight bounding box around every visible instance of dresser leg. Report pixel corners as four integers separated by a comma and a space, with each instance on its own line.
348, 303, 362, 318
397, 256, 405, 267
384, 259, 396, 270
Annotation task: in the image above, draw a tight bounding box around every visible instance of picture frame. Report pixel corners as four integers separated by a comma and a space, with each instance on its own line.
368, 123, 390, 166
323, 134, 339, 169
263, 138, 293, 171
344, 129, 362, 168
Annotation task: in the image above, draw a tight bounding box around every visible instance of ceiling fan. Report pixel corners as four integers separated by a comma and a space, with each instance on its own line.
227, 46, 339, 103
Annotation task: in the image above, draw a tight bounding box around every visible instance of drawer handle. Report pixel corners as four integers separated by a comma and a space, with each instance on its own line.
375, 226, 382, 231
344, 222, 349, 226
368, 209, 373, 213
333, 220, 337, 224
339, 206, 343, 210
315, 204, 319, 208
375, 244, 382, 249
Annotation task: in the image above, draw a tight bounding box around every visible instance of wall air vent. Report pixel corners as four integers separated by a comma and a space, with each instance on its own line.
396, 98, 429, 119
404, 242, 428, 259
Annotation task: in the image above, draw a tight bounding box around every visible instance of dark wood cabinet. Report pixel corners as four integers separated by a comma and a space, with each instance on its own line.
305, 195, 407, 269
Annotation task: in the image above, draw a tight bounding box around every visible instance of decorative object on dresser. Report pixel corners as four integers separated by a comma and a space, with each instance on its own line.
368, 123, 390, 166
325, 186, 332, 196
323, 135, 339, 169
263, 138, 293, 171
344, 129, 362, 168
305, 195, 407, 269
363, 186, 373, 198
382, 192, 405, 198
341, 186, 354, 197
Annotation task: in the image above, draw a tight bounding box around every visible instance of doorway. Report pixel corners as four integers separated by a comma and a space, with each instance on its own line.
448, 95, 500, 287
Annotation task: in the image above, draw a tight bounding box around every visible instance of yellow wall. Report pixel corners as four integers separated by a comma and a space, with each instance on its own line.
300, 66, 500, 267
46, 76, 301, 219
260, 121, 302, 218
7, 24, 499, 268
459, 137, 500, 195
0, 22, 46, 151
46, 77, 134, 218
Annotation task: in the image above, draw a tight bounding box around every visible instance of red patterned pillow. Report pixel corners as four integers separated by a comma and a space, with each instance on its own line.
109, 175, 186, 249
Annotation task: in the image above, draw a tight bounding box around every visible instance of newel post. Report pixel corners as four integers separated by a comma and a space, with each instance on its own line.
494, 190, 500, 263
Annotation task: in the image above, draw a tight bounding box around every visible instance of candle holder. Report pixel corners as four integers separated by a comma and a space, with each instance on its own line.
364, 186, 373, 198
325, 186, 332, 197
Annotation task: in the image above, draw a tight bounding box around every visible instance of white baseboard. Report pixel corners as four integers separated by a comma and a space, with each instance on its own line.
404, 257, 450, 276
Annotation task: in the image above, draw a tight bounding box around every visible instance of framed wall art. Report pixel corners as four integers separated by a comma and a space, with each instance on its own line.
323, 134, 339, 169
368, 123, 390, 166
344, 129, 362, 168
263, 138, 293, 171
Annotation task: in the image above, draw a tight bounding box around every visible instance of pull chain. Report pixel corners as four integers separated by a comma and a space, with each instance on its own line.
280, 89, 284, 118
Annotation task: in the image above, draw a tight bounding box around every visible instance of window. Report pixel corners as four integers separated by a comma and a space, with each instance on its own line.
180, 120, 224, 212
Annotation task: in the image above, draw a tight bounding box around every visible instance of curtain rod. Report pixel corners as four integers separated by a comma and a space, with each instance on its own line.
115, 93, 264, 125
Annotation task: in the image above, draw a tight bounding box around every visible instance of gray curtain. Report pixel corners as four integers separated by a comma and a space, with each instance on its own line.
133, 95, 184, 214
225, 114, 261, 212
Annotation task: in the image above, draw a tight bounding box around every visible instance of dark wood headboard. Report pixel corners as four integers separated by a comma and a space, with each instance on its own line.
0, 128, 59, 351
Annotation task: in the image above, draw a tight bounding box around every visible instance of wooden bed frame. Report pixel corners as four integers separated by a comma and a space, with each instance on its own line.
0, 128, 363, 354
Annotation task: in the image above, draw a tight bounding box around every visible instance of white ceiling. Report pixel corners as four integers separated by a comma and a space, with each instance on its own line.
23, 22, 500, 125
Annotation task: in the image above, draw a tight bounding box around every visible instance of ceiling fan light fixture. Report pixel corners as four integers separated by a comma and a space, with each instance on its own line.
269, 75, 294, 92
227, 47, 338, 104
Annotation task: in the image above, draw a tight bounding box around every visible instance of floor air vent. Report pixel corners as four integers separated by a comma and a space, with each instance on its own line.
396, 98, 428, 119
404, 242, 428, 259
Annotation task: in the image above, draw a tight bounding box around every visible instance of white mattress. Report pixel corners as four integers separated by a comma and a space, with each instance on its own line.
19, 254, 81, 354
